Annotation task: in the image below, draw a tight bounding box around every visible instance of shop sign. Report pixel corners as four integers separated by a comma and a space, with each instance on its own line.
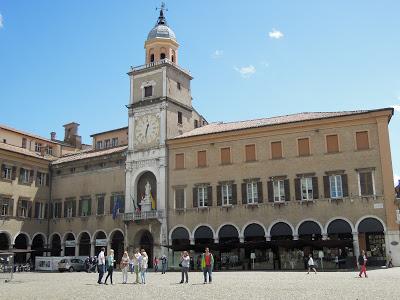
95, 239, 108, 247
65, 240, 76, 247
373, 203, 384, 209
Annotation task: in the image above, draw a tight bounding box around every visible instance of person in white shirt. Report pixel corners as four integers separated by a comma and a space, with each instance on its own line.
133, 248, 142, 284
97, 247, 106, 284
307, 254, 317, 274
140, 250, 148, 284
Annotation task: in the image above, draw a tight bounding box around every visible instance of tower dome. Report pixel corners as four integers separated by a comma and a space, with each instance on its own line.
147, 7, 176, 41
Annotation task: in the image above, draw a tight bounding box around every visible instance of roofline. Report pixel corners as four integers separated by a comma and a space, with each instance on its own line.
0, 143, 53, 162
168, 107, 394, 143
90, 126, 128, 137
0, 124, 58, 145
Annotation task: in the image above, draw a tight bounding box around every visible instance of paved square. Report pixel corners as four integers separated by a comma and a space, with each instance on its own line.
1, 268, 400, 300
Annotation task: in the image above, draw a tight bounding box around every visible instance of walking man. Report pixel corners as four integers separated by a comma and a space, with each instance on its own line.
97, 247, 106, 284
133, 248, 142, 284
201, 247, 214, 284
161, 254, 167, 274
358, 250, 368, 278
307, 254, 317, 274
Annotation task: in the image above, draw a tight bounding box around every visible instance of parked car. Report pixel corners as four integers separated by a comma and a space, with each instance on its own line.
58, 258, 85, 272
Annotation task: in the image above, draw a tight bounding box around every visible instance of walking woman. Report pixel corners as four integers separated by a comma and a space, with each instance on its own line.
180, 251, 190, 284
307, 254, 317, 274
104, 249, 115, 285
358, 250, 368, 278
133, 248, 142, 284
120, 251, 129, 284
140, 249, 148, 284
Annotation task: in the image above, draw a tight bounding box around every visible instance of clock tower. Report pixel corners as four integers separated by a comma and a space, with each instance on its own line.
125, 4, 204, 258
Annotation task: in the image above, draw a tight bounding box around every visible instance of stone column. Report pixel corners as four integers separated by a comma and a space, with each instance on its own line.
90, 242, 95, 257
61, 243, 65, 256
265, 235, 271, 242
385, 230, 400, 266
26, 244, 32, 262
214, 237, 219, 244
190, 238, 195, 245
293, 235, 299, 241
352, 232, 360, 261
322, 234, 328, 240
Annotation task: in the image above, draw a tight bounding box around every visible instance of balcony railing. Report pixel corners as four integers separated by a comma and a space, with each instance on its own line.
129, 58, 190, 75
123, 210, 165, 222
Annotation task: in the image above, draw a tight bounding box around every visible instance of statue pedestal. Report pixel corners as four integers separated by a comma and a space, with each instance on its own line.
140, 198, 152, 212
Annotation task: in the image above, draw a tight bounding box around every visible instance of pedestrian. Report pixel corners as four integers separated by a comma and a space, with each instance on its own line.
153, 256, 159, 272
120, 251, 129, 284
104, 249, 115, 285
140, 249, 148, 284
129, 256, 134, 274
387, 251, 393, 268
161, 254, 167, 274
307, 254, 317, 274
180, 251, 190, 284
201, 247, 214, 284
358, 250, 368, 278
97, 247, 106, 284
133, 248, 142, 283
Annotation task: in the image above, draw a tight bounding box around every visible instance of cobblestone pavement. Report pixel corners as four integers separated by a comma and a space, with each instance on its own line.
1, 268, 400, 300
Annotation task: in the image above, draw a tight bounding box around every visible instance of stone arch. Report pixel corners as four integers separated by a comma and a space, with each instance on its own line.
324, 217, 355, 234
77, 231, 91, 257
191, 224, 216, 240
32, 232, 48, 245
241, 221, 267, 238
77, 231, 91, 243
13, 232, 30, 263
355, 215, 386, 233
132, 169, 160, 211
49, 233, 62, 256
109, 228, 124, 262
267, 220, 295, 237
92, 229, 108, 244
0, 230, 12, 250
134, 229, 154, 268
169, 224, 191, 241
13, 231, 31, 245
216, 223, 241, 239
295, 219, 324, 236
93, 230, 108, 256
62, 232, 77, 243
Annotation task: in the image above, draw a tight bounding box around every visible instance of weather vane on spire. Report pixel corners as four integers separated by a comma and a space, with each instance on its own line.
156, 2, 168, 25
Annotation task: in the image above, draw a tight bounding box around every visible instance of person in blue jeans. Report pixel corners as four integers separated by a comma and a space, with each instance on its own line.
97, 247, 106, 284
201, 247, 214, 284
160, 254, 167, 274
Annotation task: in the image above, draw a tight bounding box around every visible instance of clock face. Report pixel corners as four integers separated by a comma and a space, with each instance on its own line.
135, 114, 160, 146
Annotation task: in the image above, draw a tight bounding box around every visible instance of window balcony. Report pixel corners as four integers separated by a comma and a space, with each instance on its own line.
123, 209, 165, 222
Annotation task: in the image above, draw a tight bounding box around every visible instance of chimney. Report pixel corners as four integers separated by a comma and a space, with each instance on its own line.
50, 132, 56, 141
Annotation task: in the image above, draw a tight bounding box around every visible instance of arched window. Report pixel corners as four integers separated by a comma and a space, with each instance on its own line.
150, 54, 155, 62
160, 53, 166, 60
171, 55, 175, 63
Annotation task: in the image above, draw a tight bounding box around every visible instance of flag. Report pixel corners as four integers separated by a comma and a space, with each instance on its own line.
151, 193, 156, 210
112, 197, 120, 220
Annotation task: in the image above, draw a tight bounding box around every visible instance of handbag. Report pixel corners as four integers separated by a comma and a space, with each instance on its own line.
179, 262, 183, 267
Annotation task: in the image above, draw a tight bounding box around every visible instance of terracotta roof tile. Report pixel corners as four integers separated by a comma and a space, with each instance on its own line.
52, 145, 127, 165
0, 142, 55, 161
172, 109, 389, 140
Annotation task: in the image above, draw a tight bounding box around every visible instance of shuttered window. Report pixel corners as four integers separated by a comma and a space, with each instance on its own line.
197, 151, 207, 167
326, 135, 339, 153
97, 195, 105, 215
356, 131, 369, 150
271, 141, 283, 159
359, 172, 374, 196
298, 138, 310, 156
175, 188, 185, 209
175, 153, 185, 169
245, 144, 256, 162
221, 148, 231, 165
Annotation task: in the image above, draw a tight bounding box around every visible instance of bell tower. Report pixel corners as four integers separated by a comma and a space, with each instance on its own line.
145, 3, 179, 64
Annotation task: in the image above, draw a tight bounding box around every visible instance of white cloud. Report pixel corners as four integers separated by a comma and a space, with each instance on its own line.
394, 174, 400, 186
392, 104, 400, 112
234, 65, 256, 78
0, 14, 3, 29
269, 28, 283, 39
211, 50, 223, 59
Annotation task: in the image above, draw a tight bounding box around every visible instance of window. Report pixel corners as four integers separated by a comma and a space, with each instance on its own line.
34, 202, 45, 219
36, 172, 46, 186
64, 200, 75, 218
19, 168, 31, 184
160, 53, 166, 59
194, 120, 198, 128
271, 141, 283, 159
301, 178, 313, 200
2, 139, 6, 143
178, 111, 183, 125
359, 171, 374, 196
0, 198, 10, 216
111, 138, 118, 147
144, 86, 153, 97
197, 151, 207, 168
46, 146, 53, 155
34, 142, 42, 152
298, 138, 310, 156
326, 135, 339, 153
197, 186, 208, 207
221, 184, 233, 206
221, 147, 231, 165
22, 138, 27, 148
18, 199, 29, 218
54, 202, 62, 218
175, 153, 184, 169
96, 141, 103, 149
150, 54, 154, 62
273, 180, 286, 202
79, 198, 91, 217
1, 164, 12, 180
356, 131, 369, 150
329, 175, 343, 198
175, 188, 185, 209
70, 168, 75, 173
245, 144, 256, 162
246, 182, 258, 204
104, 139, 110, 148
177, 82, 181, 90
97, 195, 105, 215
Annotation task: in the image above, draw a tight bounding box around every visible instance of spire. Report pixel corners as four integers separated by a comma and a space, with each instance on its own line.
156, 2, 168, 25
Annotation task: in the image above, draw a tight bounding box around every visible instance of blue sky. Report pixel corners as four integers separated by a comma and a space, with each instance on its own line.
0, 1, 399, 184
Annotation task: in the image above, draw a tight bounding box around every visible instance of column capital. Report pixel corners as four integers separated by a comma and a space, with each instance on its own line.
265, 235, 271, 241
293, 235, 299, 241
